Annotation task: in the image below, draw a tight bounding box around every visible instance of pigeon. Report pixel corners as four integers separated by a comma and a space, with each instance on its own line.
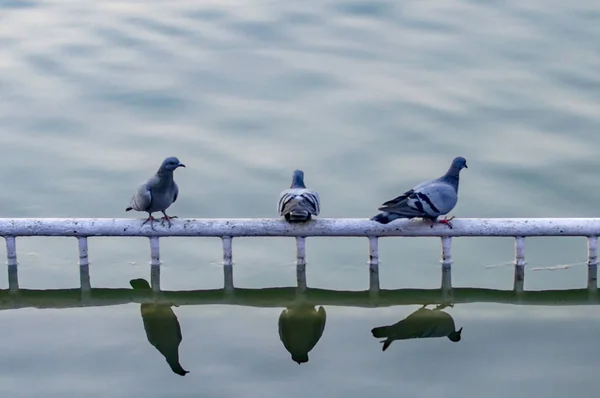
126, 156, 185, 229
371, 156, 468, 228
278, 169, 321, 222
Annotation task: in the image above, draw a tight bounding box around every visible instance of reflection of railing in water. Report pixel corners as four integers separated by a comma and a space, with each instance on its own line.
1, 264, 598, 310
3, 268, 599, 373
1, 286, 598, 310
1, 218, 599, 295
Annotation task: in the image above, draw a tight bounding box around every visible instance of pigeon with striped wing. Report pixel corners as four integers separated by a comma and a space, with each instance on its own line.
371, 156, 467, 228
278, 169, 320, 222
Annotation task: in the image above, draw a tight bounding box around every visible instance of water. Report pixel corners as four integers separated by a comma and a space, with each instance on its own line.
1, 0, 600, 396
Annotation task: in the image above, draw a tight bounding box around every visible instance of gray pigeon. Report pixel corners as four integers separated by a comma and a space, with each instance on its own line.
371, 156, 467, 228
278, 169, 320, 222
126, 156, 185, 229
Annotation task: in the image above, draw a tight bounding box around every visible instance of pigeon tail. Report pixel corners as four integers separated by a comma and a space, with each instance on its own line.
371, 325, 391, 338
371, 212, 400, 224
130, 278, 151, 290
381, 339, 393, 351
285, 211, 312, 222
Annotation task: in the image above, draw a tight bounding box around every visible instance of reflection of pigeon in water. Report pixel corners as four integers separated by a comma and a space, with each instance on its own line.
371, 304, 463, 351
278, 304, 326, 364
130, 278, 189, 376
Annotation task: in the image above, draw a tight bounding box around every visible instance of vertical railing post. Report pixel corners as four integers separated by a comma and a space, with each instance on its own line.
441, 265, 452, 299
440, 237, 453, 269
149, 237, 160, 292
440, 237, 453, 302
587, 236, 598, 292
5, 236, 18, 294
222, 236, 234, 294
513, 236, 526, 293
5, 236, 19, 294
78, 237, 91, 294
368, 237, 380, 297
296, 237, 307, 293
77, 237, 91, 303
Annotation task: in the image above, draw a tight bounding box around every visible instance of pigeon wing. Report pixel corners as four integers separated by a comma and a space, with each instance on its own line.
379, 188, 415, 207
278, 189, 320, 216
414, 180, 458, 216
377, 180, 457, 218
129, 180, 154, 212
172, 181, 179, 204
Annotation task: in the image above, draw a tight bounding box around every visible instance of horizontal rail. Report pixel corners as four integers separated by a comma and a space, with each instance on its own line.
1, 218, 600, 237
0, 287, 597, 310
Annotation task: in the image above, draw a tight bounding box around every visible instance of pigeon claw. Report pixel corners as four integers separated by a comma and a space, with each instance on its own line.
438, 216, 455, 229
141, 215, 157, 231
160, 213, 178, 228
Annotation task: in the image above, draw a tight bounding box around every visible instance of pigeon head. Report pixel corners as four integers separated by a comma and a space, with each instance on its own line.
290, 169, 306, 189
452, 156, 468, 170
159, 157, 186, 172
168, 361, 190, 376
448, 327, 463, 342
444, 156, 467, 178
292, 353, 309, 364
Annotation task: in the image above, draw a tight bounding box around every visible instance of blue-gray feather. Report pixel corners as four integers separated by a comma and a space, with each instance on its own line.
371, 157, 467, 224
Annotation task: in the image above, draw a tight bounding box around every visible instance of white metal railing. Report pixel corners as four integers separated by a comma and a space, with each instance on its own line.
1, 218, 599, 298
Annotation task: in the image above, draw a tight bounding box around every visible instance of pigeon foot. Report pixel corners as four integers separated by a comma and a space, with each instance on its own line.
438, 216, 455, 229
160, 212, 178, 227
142, 215, 157, 231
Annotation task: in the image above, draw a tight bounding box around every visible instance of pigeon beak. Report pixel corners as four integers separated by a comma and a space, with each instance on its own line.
464, 163, 468, 169
178, 163, 186, 168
